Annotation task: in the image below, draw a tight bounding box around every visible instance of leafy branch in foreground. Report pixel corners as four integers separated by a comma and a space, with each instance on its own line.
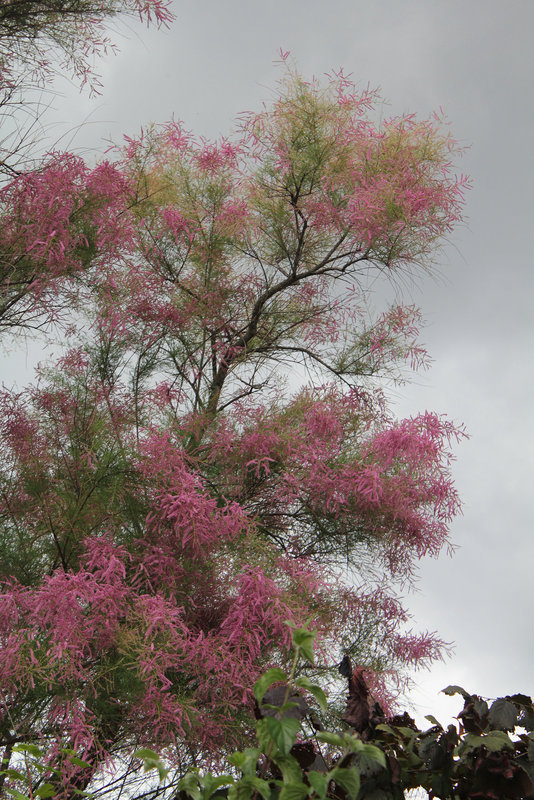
134, 628, 534, 800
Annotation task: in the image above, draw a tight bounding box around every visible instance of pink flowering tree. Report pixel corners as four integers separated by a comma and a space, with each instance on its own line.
0, 67, 469, 797
0, 154, 134, 330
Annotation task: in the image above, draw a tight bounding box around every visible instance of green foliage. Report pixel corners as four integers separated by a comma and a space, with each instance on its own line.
136, 632, 534, 800
0, 744, 94, 799
133, 748, 170, 782
366, 685, 534, 799
4, 629, 534, 799
254, 669, 289, 704
147, 627, 386, 800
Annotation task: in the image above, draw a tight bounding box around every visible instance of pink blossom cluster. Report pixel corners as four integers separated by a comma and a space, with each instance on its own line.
0, 154, 133, 329
207, 385, 466, 579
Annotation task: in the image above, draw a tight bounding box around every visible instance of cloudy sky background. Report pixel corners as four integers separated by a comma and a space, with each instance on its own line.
5, 0, 534, 725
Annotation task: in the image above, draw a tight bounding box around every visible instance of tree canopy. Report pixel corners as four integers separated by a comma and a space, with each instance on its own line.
0, 32, 472, 797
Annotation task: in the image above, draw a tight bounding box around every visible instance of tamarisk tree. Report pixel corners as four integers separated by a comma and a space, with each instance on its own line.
0, 0, 174, 179
0, 67, 468, 797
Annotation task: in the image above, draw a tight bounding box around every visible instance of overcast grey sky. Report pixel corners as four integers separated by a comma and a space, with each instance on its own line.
6, 0, 534, 725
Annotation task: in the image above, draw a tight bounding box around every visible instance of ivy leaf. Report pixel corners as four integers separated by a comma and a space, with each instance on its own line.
294, 677, 327, 710
332, 767, 361, 800
254, 668, 288, 704
264, 717, 300, 755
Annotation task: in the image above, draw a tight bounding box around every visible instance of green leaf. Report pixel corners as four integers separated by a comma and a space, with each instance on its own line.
178, 772, 202, 800
316, 731, 345, 748
271, 753, 302, 784
36, 785, 57, 798
133, 748, 169, 781
374, 724, 395, 736
254, 668, 288, 704
69, 756, 93, 769
441, 685, 471, 699
462, 730, 514, 753
255, 719, 272, 753
480, 730, 515, 752
331, 767, 361, 800
340, 735, 364, 754
425, 715, 442, 727
227, 785, 245, 800
290, 628, 315, 664
488, 698, 518, 731
473, 698, 488, 719
294, 677, 327, 710
244, 777, 272, 800
307, 771, 328, 798
350, 743, 386, 779
5, 790, 32, 800
279, 781, 309, 800
228, 776, 271, 800
431, 772, 453, 799
360, 744, 386, 769
264, 717, 300, 755
2, 770, 26, 781
229, 748, 261, 777
202, 774, 234, 800
134, 747, 159, 762
12, 743, 42, 759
